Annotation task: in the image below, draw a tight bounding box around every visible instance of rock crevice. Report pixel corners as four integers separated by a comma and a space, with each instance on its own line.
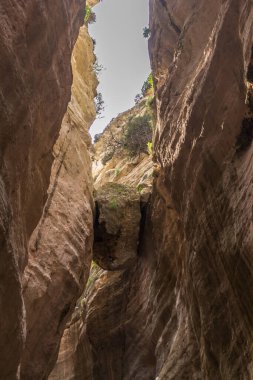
1, 0, 253, 379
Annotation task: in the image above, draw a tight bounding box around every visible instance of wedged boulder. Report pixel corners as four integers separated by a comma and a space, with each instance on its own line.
94, 183, 141, 270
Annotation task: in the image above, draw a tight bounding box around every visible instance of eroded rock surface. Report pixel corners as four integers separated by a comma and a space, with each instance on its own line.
93, 98, 154, 191
50, 95, 153, 379
54, 1, 253, 379
21, 22, 97, 380
6, 0, 252, 379
133, 0, 253, 378
0, 0, 84, 378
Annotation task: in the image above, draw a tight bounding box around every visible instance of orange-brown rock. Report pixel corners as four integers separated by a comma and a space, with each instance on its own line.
127, 0, 253, 378
50, 100, 153, 379
48, 281, 96, 380
93, 99, 154, 191
21, 23, 97, 379
53, 1, 253, 379
0, 0, 84, 378
6, 0, 251, 379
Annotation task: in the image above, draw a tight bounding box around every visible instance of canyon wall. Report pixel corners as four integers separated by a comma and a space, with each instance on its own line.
21, 22, 97, 379
130, 0, 253, 378
0, 0, 86, 378
50, 98, 154, 379
52, 1, 253, 379
1, 0, 253, 379
93, 99, 154, 189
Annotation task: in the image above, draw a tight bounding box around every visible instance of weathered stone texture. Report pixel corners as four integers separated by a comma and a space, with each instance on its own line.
92, 99, 154, 191
8, 0, 252, 379
21, 23, 97, 379
0, 0, 85, 378
135, 0, 253, 378
65, 1, 253, 379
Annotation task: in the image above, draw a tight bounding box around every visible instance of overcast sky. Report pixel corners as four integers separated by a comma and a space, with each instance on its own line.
89, 0, 150, 138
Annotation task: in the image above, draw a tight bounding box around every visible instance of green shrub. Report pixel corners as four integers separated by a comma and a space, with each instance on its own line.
115, 168, 121, 177
135, 74, 154, 103
147, 141, 153, 155
143, 27, 151, 38
146, 95, 155, 108
108, 199, 118, 210
141, 74, 154, 97
84, 6, 96, 25
102, 150, 114, 165
94, 133, 102, 143
124, 114, 153, 155
137, 184, 145, 193
95, 92, 104, 118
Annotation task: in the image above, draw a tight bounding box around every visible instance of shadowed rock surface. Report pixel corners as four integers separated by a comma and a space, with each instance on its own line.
0, 0, 85, 378
21, 22, 97, 379
53, 1, 253, 379
135, 0, 253, 378
94, 183, 141, 271
1, 0, 253, 379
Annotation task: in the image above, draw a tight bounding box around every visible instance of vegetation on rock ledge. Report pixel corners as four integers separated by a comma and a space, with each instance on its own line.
84, 6, 96, 25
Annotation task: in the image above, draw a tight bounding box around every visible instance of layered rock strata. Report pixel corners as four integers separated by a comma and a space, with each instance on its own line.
0, 0, 85, 378
54, 1, 253, 379
93, 99, 154, 191
50, 94, 154, 379
136, 0, 253, 378
21, 22, 97, 379
5, 0, 252, 379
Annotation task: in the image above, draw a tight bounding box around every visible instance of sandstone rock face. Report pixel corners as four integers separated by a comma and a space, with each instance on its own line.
21, 23, 97, 379
139, 0, 253, 378
50, 98, 153, 379
0, 1, 84, 378
85, 268, 132, 380
93, 99, 154, 191
54, 1, 253, 379
15, 0, 253, 379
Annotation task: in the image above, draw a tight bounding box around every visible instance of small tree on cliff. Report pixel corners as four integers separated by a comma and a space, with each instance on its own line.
124, 114, 153, 155
84, 6, 96, 25
95, 92, 104, 118
143, 27, 151, 38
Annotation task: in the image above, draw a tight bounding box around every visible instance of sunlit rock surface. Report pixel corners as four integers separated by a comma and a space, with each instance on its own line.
50, 101, 153, 379
93, 99, 154, 191
21, 22, 97, 380
45, 21, 97, 379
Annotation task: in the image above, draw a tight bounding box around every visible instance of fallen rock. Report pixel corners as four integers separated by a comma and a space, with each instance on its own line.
94, 183, 141, 270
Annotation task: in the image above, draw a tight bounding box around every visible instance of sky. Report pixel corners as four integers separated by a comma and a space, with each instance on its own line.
89, 0, 151, 138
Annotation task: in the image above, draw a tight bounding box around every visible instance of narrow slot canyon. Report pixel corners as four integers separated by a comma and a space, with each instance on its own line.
0, 1, 253, 380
